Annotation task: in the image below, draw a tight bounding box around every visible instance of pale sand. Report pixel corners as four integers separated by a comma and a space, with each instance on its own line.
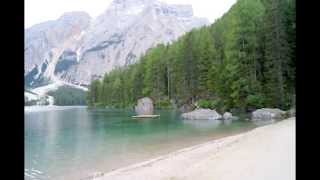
96, 117, 295, 180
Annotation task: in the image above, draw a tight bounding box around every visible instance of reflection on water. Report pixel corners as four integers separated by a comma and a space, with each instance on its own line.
182, 119, 222, 129
25, 107, 256, 180
223, 119, 233, 125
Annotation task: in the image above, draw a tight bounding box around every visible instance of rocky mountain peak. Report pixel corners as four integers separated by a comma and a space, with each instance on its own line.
25, 0, 209, 88
111, 0, 155, 6
106, 0, 194, 18
152, 3, 194, 17
58, 11, 91, 20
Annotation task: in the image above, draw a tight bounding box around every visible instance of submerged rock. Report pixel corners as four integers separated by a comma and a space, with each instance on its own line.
181, 108, 222, 120
251, 108, 286, 123
135, 97, 154, 115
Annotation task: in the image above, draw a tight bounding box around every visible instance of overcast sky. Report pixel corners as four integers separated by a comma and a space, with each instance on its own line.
25, 0, 237, 28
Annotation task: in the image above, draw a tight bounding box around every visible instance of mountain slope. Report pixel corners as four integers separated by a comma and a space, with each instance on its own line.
25, 12, 91, 87
25, 0, 209, 88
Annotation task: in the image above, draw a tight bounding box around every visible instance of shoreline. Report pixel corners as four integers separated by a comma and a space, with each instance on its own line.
24, 105, 87, 113
94, 117, 295, 180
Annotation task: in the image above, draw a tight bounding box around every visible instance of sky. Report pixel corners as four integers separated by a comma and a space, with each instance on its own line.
25, 0, 237, 28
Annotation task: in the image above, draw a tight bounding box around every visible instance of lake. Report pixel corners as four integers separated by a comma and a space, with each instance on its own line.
25, 106, 256, 180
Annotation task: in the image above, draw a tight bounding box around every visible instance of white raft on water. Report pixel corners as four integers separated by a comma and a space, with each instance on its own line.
132, 115, 160, 118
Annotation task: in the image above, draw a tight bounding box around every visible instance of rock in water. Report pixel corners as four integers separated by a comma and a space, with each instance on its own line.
135, 97, 154, 115
181, 108, 222, 120
222, 112, 238, 124
251, 108, 286, 123
223, 112, 233, 120
179, 103, 195, 113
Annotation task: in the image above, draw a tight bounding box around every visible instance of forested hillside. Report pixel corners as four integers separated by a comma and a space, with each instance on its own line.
87, 0, 296, 112
47, 86, 87, 106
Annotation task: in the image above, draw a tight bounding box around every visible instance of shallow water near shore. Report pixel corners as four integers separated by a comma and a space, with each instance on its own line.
25, 106, 256, 180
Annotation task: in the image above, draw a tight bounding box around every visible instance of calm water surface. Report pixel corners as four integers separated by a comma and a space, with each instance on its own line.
25, 106, 256, 180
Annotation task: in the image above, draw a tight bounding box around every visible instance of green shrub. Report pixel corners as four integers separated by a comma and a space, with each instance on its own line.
197, 99, 217, 109
156, 98, 172, 109
246, 94, 265, 109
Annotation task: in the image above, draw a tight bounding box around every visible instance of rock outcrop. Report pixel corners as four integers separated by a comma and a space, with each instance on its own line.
25, 11, 91, 87
222, 112, 239, 122
181, 108, 222, 120
179, 103, 196, 113
223, 112, 233, 120
287, 108, 296, 117
135, 97, 154, 115
251, 108, 286, 123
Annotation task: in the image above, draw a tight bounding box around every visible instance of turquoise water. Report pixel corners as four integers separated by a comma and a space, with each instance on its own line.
25, 107, 256, 180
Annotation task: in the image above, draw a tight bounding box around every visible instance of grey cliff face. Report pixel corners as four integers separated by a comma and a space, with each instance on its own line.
25, 0, 209, 87
25, 11, 91, 87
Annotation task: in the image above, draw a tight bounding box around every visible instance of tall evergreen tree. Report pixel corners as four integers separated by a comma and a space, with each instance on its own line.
262, 0, 291, 108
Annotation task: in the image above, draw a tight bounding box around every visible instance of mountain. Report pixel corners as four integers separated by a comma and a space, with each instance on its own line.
25, 0, 209, 89
86, 0, 296, 111
25, 12, 91, 87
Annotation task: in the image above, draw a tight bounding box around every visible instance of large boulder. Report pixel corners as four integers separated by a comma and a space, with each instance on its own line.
223, 112, 239, 121
135, 97, 154, 115
223, 112, 233, 120
287, 108, 296, 117
181, 108, 222, 120
179, 103, 196, 113
251, 108, 286, 123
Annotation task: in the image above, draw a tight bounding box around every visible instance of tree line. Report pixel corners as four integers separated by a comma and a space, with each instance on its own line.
48, 86, 87, 106
87, 0, 296, 112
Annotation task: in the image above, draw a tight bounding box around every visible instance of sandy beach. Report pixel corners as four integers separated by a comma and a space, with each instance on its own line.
96, 117, 295, 180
